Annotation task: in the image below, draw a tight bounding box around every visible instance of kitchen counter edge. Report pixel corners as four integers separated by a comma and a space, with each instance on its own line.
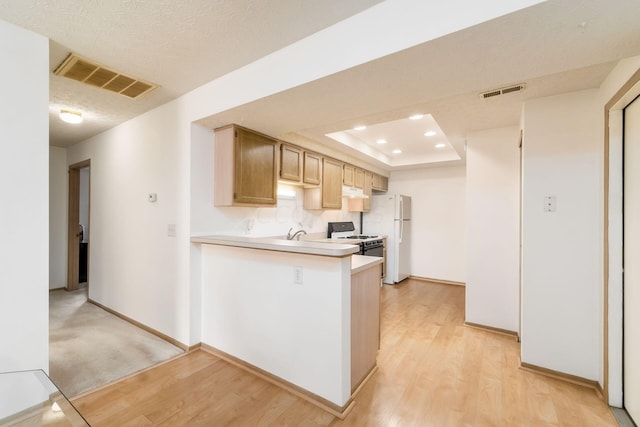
191, 235, 360, 257
351, 255, 383, 274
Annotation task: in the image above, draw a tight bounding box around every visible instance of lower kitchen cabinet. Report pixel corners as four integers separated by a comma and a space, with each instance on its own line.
351, 262, 381, 392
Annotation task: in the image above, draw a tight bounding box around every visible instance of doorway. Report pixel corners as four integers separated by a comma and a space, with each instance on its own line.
623, 95, 640, 424
605, 67, 640, 425
67, 160, 90, 291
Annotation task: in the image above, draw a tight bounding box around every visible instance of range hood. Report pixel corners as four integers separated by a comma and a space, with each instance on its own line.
342, 186, 368, 199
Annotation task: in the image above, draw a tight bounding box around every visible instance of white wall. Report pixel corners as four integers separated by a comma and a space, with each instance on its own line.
0, 19, 49, 372
59, 1, 545, 347
49, 147, 68, 289
67, 100, 188, 343
388, 166, 466, 283
466, 127, 520, 333
521, 89, 602, 381
200, 245, 351, 406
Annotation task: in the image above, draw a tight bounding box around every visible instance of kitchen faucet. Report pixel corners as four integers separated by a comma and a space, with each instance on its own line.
287, 227, 307, 241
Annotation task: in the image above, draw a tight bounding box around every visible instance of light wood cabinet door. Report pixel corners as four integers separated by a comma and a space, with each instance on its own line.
303, 152, 321, 185
354, 168, 365, 189
351, 264, 381, 391
322, 158, 343, 209
214, 125, 278, 206
234, 127, 278, 205
363, 171, 373, 211
343, 164, 355, 187
372, 173, 388, 191
280, 143, 302, 182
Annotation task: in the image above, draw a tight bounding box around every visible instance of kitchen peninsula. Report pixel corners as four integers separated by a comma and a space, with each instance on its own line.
191, 235, 382, 417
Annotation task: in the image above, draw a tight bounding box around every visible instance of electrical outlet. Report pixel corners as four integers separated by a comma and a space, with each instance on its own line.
168, 224, 176, 237
294, 266, 303, 284
246, 218, 255, 234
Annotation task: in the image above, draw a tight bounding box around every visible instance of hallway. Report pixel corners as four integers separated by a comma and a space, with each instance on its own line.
49, 288, 184, 398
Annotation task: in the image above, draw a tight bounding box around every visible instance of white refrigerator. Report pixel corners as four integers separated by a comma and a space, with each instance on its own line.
363, 194, 411, 284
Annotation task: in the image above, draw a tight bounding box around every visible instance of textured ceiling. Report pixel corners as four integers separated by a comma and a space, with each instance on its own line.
196, 0, 640, 169
0, 0, 384, 146
1, 0, 640, 168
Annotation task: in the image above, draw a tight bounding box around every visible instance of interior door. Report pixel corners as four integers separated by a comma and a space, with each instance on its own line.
624, 95, 640, 424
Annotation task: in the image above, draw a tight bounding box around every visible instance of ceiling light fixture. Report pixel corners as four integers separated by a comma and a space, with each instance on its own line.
435, 143, 446, 148
409, 114, 424, 120
424, 131, 437, 137
392, 149, 402, 154
59, 109, 83, 124
353, 125, 366, 131
376, 139, 387, 144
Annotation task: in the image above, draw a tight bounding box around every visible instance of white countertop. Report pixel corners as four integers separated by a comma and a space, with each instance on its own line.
351, 255, 383, 274
191, 234, 360, 257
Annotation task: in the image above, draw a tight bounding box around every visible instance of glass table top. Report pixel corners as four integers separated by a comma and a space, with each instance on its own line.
0, 370, 89, 426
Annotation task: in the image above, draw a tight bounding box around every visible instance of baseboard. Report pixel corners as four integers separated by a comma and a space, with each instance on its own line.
87, 298, 188, 351
464, 322, 519, 341
410, 276, 465, 287
200, 343, 355, 419
49, 287, 66, 292
519, 361, 603, 398
187, 342, 202, 352
351, 365, 378, 399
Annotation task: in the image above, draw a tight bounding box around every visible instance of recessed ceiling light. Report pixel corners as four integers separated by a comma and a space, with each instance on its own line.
392, 149, 402, 154
435, 143, 446, 148
409, 114, 424, 120
376, 139, 387, 144
424, 131, 437, 137
353, 125, 366, 131
59, 109, 83, 124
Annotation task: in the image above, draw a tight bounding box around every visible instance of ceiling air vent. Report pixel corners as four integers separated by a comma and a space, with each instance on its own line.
54, 53, 158, 99
480, 83, 526, 99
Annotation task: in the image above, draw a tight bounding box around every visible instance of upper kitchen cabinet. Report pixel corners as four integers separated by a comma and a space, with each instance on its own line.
354, 168, 365, 189
372, 173, 389, 192
304, 157, 343, 210
343, 164, 355, 187
323, 158, 344, 209
280, 143, 302, 183
303, 151, 322, 185
363, 171, 373, 211
214, 124, 278, 207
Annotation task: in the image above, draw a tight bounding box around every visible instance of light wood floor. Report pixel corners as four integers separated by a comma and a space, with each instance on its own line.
73, 279, 617, 426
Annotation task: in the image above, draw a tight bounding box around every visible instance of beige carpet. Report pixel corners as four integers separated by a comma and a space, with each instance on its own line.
49, 288, 184, 398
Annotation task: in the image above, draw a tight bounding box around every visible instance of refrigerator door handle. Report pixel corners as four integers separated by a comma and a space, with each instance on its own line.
398, 197, 404, 243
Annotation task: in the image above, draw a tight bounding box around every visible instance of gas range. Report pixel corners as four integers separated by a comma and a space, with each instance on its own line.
339, 235, 381, 240
327, 222, 383, 256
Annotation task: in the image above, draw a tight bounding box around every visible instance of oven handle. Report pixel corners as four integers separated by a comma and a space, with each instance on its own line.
364, 242, 384, 249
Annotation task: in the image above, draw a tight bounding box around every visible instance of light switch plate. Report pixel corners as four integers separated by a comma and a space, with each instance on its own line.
544, 196, 556, 212
294, 266, 303, 284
